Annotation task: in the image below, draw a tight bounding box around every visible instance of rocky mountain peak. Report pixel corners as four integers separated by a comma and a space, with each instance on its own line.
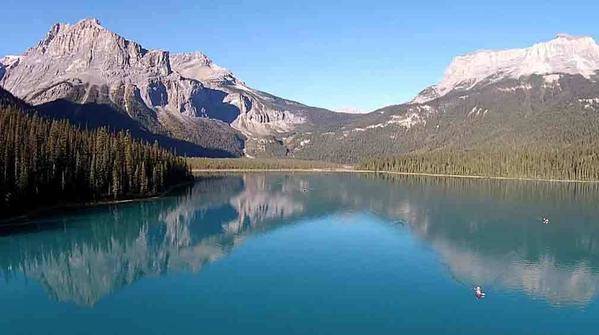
170, 52, 238, 84
0, 18, 344, 157
35, 18, 113, 54
0, 55, 20, 68
1, 18, 175, 100
40, 22, 66, 47
413, 34, 599, 103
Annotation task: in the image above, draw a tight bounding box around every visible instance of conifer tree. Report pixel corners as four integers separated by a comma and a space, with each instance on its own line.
0, 106, 192, 218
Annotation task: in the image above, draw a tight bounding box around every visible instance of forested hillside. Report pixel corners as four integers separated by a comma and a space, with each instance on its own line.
0, 104, 192, 218
359, 144, 599, 181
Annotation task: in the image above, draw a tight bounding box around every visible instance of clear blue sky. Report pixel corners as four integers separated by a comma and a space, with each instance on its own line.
2, 0, 598, 112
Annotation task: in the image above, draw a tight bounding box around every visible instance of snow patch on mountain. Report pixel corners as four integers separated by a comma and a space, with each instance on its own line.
497, 84, 533, 92
468, 106, 488, 117
543, 74, 562, 84
352, 112, 425, 132
335, 107, 365, 114
579, 98, 599, 110
299, 139, 311, 146
388, 113, 424, 128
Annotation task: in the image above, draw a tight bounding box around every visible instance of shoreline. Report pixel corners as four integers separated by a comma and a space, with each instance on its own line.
3, 170, 596, 226
192, 168, 599, 183
0, 181, 193, 227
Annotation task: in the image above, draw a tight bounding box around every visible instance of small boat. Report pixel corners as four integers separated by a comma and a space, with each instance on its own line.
474, 286, 486, 299
542, 217, 549, 225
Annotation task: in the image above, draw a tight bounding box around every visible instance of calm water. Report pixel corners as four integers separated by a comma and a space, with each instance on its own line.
2, 173, 599, 334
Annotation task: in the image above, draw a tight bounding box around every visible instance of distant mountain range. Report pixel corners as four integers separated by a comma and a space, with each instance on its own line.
2, 20, 599, 162
284, 33, 599, 162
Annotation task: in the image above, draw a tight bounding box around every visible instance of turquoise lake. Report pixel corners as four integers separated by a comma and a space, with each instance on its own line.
2, 172, 599, 334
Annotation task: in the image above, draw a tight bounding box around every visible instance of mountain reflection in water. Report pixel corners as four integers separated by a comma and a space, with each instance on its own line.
1, 173, 599, 307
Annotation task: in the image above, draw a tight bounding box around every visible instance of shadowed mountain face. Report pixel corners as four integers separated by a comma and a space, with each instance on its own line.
0, 87, 237, 157
1, 173, 599, 307
0, 19, 354, 157
0, 85, 32, 111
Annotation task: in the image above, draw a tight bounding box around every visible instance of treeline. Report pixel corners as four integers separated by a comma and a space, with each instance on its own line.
0, 106, 192, 218
358, 145, 599, 181
188, 158, 343, 170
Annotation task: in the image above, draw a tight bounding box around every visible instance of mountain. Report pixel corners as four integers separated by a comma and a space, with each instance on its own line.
0, 85, 30, 110
281, 34, 599, 163
3, 24, 599, 163
0, 19, 354, 157
0, 86, 231, 157
412, 33, 599, 103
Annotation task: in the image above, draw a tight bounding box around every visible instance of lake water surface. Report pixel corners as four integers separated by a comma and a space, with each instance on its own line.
2, 173, 599, 334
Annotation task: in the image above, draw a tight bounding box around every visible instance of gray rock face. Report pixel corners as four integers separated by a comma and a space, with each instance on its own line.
412, 34, 599, 104
0, 18, 346, 156
169, 52, 309, 135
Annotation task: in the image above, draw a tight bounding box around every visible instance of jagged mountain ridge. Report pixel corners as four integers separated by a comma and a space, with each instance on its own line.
0, 18, 354, 157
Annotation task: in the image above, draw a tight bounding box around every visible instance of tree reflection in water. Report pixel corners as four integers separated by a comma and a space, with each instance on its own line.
1, 173, 599, 306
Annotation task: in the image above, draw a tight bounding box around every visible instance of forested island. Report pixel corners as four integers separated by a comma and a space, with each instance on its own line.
0, 105, 192, 219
